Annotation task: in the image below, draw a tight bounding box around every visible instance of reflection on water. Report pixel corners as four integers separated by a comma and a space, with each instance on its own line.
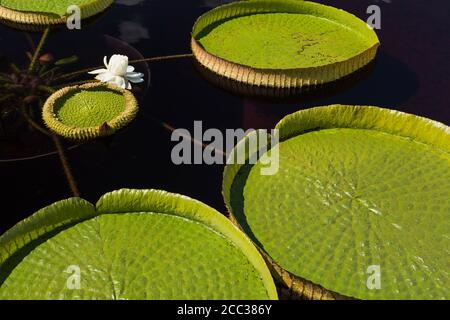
232, 51, 422, 129
201, 0, 235, 8
119, 21, 150, 44
193, 59, 378, 103
0, 33, 150, 162
0, 0, 449, 233
116, 0, 147, 6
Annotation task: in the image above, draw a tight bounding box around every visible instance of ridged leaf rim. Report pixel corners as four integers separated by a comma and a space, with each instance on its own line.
42, 82, 139, 141
222, 105, 450, 299
191, 0, 380, 88
0, 188, 278, 300
0, 0, 113, 27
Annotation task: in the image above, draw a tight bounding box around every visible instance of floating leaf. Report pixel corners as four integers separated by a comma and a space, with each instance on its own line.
42, 82, 139, 140
223, 105, 450, 300
0, 189, 277, 300
192, 0, 379, 89
0, 0, 113, 28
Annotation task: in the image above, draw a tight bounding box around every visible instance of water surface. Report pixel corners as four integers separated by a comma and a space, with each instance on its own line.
0, 0, 449, 233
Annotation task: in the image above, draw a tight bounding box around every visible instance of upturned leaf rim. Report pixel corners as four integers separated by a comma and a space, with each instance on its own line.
0, 188, 278, 300
42, 82, 139, 141
222, 105, 450, 300
0, 0, 113, 27
191, 0, 380, 88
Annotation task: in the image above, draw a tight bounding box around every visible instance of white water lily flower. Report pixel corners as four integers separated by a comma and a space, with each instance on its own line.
88, 54, 144, 89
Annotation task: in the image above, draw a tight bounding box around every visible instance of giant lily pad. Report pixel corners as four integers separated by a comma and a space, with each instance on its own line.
42, 82, 139, 140
0, 189, 277, 300
223, 105, 450, 300
0, 0, 113, 27
192, 0, 379, 90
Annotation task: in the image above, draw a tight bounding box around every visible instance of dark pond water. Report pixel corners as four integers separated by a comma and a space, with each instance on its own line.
0, 0, 449, 233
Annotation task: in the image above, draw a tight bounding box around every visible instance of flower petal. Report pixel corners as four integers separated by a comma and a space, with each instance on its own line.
88, 68, 108, 75
127, 77, 144, 84
108, 55, 129, 76
126, 72, 144, 79
95, 72, 115, 83
90, 55, 136, 89
111, 76, 126, 89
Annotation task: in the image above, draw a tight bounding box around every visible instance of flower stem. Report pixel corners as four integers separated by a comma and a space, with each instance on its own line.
23, 32, 36, 52
28, 27, 51, 73
38, 85, 56, 95
53, 53, 193, 82
143, 113, 226, 157
20, 102, 80, 197
52, 135, 81, 197
19, 108, 52, 137
129, 53, 193, 64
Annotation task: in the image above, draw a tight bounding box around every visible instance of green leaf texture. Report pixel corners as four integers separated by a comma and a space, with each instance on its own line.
223, 105, 450, 300
42, 83, 139, 141
54, 88, 125, 128
0, 0, 102, 16
194, 0, 379, 69
0, 189, 277, 300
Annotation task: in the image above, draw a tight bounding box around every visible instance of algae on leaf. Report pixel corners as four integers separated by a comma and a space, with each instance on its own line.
223, 105, 450, 300
0, 189, 278, 300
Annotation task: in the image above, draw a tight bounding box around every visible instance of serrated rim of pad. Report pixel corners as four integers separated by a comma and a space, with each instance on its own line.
222, 105, 450, 300
42, 82, 139, 141
191, 0, 380, 89
0, 0, 113, 27
0, 188, 278, 300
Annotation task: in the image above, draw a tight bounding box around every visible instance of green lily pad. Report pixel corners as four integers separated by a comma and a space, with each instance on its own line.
42, 82, 139, 140
192, 0, 379, 88
0, 189, 277, 300
0, 0, 113, 27
223, 105, 450, 300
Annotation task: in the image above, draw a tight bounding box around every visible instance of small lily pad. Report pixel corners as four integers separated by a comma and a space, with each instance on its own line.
0, 189, 277, 300
0, 0, 113, 27
192, 0, 379, 89
223, 105, 450, 300
42, 82, 139, 140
